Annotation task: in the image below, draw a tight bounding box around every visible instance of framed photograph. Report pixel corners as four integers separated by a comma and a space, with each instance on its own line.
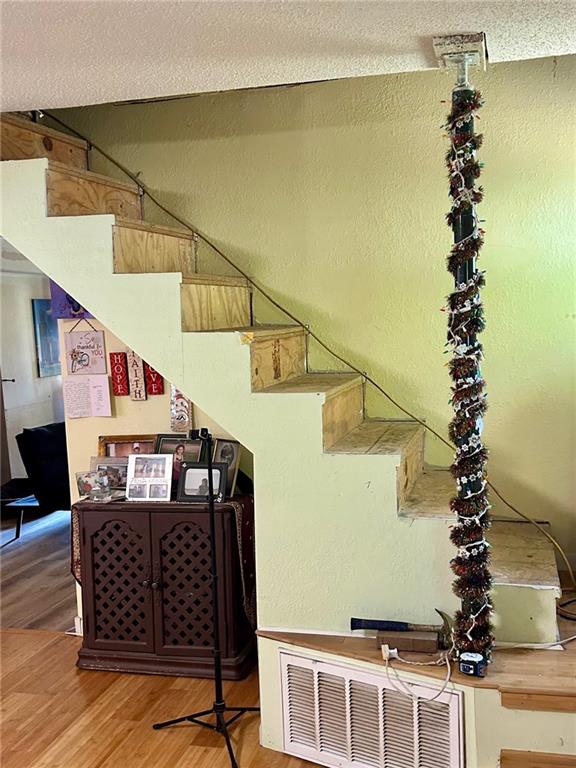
213, 439, 242, 497
32, 298, 61, 377
90, 456, 129, 490
126, 453, 173, 502
76, 470, 110, 499
98, 434, 157, 457
177, 462, 227, 503
154, 434, 205, 485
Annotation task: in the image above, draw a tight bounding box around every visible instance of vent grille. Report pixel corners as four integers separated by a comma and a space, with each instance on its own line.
281, 653, 462, 768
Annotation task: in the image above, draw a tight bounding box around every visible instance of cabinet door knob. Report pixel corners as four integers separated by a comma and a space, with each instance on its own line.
151, 581, 160, 590
142, 580, 150, 588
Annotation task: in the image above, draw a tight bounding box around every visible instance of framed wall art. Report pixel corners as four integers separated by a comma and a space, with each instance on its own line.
176, 462, 227, 503
32, 298, 61, 378
65, 329, 106, 375
98, 434, 157, 457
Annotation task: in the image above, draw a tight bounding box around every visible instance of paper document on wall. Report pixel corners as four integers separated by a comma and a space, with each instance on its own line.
63, 375, 112, 419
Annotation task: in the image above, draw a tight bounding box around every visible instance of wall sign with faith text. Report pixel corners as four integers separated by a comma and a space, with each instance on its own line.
126, 350, 147, 401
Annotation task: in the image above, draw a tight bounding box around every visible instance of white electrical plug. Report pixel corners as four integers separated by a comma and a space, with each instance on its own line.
381, 644, 399, 661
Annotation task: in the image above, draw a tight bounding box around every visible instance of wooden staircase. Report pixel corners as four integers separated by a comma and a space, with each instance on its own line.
0, 112, 562, 647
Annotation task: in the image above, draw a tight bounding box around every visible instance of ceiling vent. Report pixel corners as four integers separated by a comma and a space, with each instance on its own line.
280, 652, 463, 768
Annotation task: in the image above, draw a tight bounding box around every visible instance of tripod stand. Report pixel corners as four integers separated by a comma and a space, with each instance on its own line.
153, 428, 259, 767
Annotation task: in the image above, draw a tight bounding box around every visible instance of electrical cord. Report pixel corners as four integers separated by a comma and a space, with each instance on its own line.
557, 597, 576, 622
40, 110, 576, 590
382, 644, 452, 702
494, 633, 576, 651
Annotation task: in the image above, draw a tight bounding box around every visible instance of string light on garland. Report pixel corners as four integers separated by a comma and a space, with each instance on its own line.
444, 68, 493, 668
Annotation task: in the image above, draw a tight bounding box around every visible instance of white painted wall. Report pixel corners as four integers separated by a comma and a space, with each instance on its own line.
0, 265, 64, 477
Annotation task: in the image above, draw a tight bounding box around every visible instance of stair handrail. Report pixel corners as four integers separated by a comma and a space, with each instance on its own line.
38, 110, 575, 588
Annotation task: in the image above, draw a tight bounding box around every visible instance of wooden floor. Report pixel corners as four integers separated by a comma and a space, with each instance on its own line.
1, 510, 77, 631
1, 629, 312, 768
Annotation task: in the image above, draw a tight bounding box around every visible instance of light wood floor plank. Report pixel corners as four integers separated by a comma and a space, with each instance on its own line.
1, 511, 77, 632
0, 629, 313, 768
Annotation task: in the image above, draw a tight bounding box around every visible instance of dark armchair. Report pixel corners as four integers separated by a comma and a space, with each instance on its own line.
15, 422, 70, 513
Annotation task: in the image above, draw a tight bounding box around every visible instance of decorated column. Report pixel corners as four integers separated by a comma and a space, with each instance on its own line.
444, 62, 493, 666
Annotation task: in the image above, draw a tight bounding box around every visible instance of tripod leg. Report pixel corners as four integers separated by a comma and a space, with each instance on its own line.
218, 713, 239, 768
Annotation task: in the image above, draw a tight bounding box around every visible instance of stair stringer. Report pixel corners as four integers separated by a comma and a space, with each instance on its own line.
1, 157, 458, 632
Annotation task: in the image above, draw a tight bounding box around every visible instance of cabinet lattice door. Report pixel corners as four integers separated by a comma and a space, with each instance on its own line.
151, 512, 226, 656
77, 501, 255, 678
82, 510, 154, 653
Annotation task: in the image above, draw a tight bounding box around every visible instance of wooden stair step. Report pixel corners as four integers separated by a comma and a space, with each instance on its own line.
328, 418, 421, 455
490, 520, 561, 590
329, 418, 425, 502
398, 466, 453, 519
1, 113, 88, 170
46, 161, 141, 219
113, 218, 194, 274
182, 273, 250, 288
259, 373, 364, 450
181, 276, 252, 332
259, 372, 360, 395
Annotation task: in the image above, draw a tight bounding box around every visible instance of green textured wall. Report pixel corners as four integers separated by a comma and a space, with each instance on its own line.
55, 55, 576, 555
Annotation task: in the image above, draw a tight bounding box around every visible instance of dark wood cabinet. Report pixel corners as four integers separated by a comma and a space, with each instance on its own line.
75, 500, 255, 679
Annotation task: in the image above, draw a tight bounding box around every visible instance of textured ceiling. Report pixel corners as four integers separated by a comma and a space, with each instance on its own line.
2, 1, 575, 110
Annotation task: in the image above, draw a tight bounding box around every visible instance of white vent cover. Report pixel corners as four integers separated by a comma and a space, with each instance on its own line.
281, 652, 463, 768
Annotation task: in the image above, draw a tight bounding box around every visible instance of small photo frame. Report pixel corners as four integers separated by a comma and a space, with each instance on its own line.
76, 470, 110, 499
90, 456, 129, 490
154, 434, 205, 486
127, 454, 173, 502
98, 434, 157, 458
213, 439, 242, 497
177, 462, 227, 503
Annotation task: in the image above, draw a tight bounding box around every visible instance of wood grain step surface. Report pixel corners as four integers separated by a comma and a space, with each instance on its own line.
490, 521, 560, 590
182, 273, 250, 288
1, 113, 88, 169
181, 279, 251, 331
501, 750, 576, 768
113, 218, 194, 273
248, 326, 307, 391
399, 466, 453, 519
328, 419, 421, 455
46, 161, 141, 219
259, 372, 361, 396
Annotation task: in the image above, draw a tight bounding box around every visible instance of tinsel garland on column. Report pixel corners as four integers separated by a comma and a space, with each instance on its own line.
445, 89, 494, 660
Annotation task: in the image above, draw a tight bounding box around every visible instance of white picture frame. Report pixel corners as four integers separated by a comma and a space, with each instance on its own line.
126, 453, 173, 502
